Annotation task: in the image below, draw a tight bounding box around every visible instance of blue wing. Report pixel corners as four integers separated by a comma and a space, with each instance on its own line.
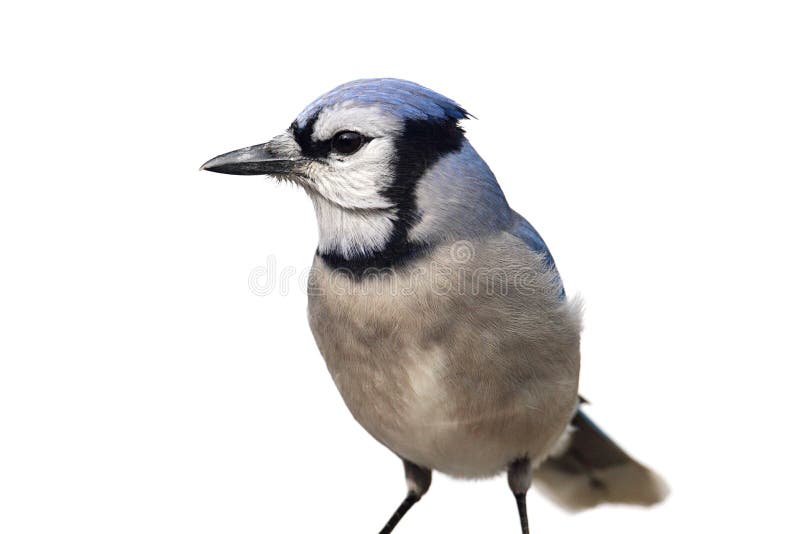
508, 210, 566, 299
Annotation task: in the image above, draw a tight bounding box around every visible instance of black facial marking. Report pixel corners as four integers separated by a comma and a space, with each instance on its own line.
291, 113, 331, 159
318, 117, 465, 276
383, 117, 465, 226
292, 114, 373, 161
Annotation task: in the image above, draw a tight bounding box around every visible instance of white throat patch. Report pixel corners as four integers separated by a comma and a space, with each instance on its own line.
312, 194, 396, 259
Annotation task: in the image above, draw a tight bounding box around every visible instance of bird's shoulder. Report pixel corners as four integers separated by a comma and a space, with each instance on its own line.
502, 210, 564, 296
506, 211, 557, 267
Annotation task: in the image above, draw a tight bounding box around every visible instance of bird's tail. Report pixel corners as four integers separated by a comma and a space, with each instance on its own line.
533, 408, 669, 512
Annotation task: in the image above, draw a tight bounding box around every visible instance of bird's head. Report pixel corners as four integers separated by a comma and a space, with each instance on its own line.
202, 79, 509, 269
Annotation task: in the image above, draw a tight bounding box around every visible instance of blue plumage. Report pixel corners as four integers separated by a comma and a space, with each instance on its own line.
295, 78, 469, 127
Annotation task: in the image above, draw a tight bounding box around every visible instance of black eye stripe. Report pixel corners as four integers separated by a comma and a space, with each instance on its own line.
291, 114, 331, 159
292, 115, 372, 159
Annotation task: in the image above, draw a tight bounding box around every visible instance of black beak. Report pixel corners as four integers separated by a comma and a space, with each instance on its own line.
200, 142, 298, 176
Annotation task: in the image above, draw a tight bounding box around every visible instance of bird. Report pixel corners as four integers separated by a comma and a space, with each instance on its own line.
201, 78, 668, 533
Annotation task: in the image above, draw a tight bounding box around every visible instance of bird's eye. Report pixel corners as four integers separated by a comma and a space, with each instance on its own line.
331, 131, 365, 155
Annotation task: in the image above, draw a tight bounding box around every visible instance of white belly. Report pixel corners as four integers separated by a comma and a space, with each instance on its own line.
306, 237, 582, 478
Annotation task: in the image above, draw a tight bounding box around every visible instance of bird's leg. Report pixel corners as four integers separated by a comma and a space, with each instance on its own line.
379, 459, 431, 534
514, 492, 529, 534
508, 458, 533, 534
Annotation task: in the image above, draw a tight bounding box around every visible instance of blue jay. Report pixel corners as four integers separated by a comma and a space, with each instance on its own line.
201, 79, 667, 533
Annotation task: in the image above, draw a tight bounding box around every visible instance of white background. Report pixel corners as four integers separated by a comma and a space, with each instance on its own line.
2, 1, 799, 533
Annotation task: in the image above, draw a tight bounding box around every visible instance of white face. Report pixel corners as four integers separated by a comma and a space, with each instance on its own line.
272, 101, 409, 258
297, 101, 403, 210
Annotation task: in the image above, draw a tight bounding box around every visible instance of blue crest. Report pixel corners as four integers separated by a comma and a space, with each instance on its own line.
295, 78, 470, 127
